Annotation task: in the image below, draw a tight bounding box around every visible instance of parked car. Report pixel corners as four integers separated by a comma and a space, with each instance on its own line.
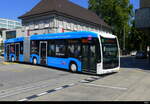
131, 51, 137, 56
135, 51, 147, 59
122, 50, 129, 55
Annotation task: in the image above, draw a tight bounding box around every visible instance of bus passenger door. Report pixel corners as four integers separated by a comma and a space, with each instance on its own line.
15, 43, 20, 61
39, 41, 47, 65
82, 44, 97, 73
6, 45, 10, 61
89, 44, 97, 73
82, 44, 89, 72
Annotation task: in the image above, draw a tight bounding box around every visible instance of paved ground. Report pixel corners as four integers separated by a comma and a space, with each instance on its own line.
0, 56, 149, 101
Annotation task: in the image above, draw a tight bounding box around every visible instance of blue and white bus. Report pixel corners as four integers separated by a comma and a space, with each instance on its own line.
4, 31, 120, 75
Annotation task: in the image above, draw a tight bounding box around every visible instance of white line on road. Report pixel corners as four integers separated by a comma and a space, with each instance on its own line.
69, 83, 75, 86
54, 87, 63, 91
85, 83, 127, 90
18, 98, 28, 101
37, 92, 48, 96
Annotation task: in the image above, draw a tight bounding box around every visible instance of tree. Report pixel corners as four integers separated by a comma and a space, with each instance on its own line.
128, 20, 149, 51
88, 0, 133, 50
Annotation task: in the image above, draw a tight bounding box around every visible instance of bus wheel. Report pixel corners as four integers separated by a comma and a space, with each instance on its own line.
11, 57, 15, 62
33, 58, 37, 65
70, 62, 77, 72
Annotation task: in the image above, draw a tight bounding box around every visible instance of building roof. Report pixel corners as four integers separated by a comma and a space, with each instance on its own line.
19, 0, 111, 29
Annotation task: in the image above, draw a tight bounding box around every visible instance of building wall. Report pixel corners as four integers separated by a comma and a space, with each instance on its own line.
135, 0, 150, 48
140, 0, 150, 8
21, 14, 111, 36
135, 8, 150, 28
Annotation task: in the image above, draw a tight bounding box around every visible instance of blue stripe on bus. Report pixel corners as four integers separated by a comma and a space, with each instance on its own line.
47, 57, 81, 72
4, 37, 24, 44
4, 54, 24, 62
30, 31, 98, 40
4, 53, 7, 61
30, 54, 82, 72
19, 54, 24, 62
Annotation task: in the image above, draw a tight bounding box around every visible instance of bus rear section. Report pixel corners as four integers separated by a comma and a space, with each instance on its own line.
4, 37, 24, 62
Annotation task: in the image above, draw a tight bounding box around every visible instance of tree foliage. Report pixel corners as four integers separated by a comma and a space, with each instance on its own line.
88, 0, 133, 50
128, 20, 149, 51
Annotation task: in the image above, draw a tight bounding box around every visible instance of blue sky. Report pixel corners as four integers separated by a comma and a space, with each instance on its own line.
0, 0, 139, 21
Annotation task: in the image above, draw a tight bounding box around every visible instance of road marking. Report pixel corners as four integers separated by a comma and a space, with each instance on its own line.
2, 62, 11, 65
37, 92, 47, 96
79, 80, 90, 83
23, 65, 37, 68
68, 83, 75, 86
46, 89, 56, 93
2, 62, 17, 65
12, 70, 23, 72
79, 76, 101, 83
54, 87, 63, 91
18, 83, 75, 101
26, 95, 38, 100
18, 98, 28, 101
85, 83, 127, 90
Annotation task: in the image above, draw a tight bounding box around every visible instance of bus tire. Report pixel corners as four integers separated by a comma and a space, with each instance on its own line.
33, 58, 37, 65
11, 57, 15, 62
69, 62, 78, 72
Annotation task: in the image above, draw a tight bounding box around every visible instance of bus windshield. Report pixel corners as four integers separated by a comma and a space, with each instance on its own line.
101, 37, 119, 69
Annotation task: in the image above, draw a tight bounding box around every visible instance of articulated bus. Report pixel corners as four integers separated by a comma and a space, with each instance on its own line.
4, 31, 120, 75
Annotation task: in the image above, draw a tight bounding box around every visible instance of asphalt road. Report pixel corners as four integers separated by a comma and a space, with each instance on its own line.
0, 56, 149, 101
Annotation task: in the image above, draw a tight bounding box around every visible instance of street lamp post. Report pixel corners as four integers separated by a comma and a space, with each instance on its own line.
123, 26, 126, 51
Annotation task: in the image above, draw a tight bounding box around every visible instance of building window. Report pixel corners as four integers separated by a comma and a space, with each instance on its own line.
6, 31, 16, 39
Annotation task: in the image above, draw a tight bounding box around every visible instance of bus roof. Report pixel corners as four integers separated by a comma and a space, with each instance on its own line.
30, 31, 116, 40
4, 37, 24, 44
4, 31, 117, 44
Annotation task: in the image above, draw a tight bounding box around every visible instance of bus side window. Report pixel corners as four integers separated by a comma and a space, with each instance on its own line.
68, 44, 74, 57
55, 40, 66, 57
67, 39, 81, 59
20, 42, 23, 54
31, 40, 39, 55
48, 40, 55, 57
10, 44, 15, 54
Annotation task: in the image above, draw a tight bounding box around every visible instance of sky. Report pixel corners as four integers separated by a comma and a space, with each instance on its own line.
0, 0, 139, 21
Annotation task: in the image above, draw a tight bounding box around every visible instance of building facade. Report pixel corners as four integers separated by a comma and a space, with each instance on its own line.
140, 0, 150, 8
135, 0, 150, 50
0, 18, 22, 30
0, 18, 22, 53
19, 0, 111, 36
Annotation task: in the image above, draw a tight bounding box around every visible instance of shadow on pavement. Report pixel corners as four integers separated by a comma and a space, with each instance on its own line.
120, 56, 150, 70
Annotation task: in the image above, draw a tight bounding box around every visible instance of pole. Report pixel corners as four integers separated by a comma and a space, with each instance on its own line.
123, 26, 126, 51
